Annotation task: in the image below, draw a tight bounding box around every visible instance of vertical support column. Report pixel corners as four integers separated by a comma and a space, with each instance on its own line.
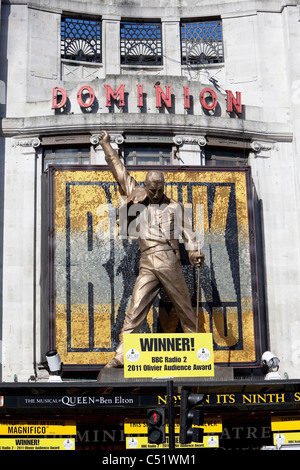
167, 380, 175, 450
0, 137, 3, 383
2, 137, 41, 382
161, 17, 181, 76
102, 15, 121, 76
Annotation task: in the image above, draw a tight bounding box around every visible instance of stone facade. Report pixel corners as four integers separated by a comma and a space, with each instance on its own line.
0, 0, 300, 381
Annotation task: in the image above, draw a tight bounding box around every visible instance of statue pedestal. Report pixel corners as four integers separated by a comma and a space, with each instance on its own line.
97, 366, 233, 383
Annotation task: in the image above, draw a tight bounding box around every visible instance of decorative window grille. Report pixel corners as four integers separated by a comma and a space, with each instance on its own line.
121, 22, 163, 65
181, 20, 224, 65
61, 16, 101, 63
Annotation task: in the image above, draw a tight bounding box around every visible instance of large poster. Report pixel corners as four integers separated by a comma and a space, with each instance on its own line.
48, 166, 264, 368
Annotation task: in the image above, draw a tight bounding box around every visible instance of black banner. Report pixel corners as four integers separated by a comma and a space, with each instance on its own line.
1, 391, 300, 408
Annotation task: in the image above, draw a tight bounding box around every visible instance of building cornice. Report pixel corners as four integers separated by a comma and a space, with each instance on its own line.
1, 113, 293, 145
3, 0, 300, 19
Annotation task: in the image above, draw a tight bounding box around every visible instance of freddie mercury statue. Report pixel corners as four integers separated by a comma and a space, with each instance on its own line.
99, 131, 204, 368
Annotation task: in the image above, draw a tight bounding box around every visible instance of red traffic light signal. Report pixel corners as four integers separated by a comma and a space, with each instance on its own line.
147, 408, 166, 444
148, 410, 159, 425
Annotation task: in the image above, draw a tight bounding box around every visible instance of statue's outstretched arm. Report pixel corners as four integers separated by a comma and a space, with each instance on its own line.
99, 130, 138, 196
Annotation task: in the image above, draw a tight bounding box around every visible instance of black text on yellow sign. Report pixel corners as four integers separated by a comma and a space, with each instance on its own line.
126, 435, 219, 449
124, 333, 214, 378
0, 438, 75, 451
124, 417, 222, 434
271, 415, 300, 432
273, 433, 300, 446
0, 420, 76, 436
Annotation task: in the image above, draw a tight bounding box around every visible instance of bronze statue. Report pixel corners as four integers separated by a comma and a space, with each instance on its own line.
99, 131, 204, 368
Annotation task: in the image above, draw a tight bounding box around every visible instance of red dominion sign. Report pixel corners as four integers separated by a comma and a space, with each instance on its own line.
51, 84, 242, 114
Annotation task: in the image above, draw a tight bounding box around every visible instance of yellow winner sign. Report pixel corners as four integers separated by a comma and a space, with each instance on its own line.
124, 333, 214, 378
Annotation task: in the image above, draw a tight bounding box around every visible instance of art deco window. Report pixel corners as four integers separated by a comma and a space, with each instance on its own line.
204, 148, 248, 167
120, 21, 163, 65
43, 146, 90, 171
61, 16, 102, 63
181, 19, 224, 65
124, 144, 171, 165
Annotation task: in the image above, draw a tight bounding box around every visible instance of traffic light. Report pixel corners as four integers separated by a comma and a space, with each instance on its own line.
180, 389, 206, 444
147, 408, 166, 444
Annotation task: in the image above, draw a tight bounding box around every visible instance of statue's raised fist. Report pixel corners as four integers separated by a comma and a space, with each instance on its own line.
99, 130, 110, 144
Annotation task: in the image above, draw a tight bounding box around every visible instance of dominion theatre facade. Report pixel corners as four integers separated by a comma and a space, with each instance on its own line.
0, 0, 300, 451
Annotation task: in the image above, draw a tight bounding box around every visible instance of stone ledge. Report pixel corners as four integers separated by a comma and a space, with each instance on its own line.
1, 113, 293, 143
